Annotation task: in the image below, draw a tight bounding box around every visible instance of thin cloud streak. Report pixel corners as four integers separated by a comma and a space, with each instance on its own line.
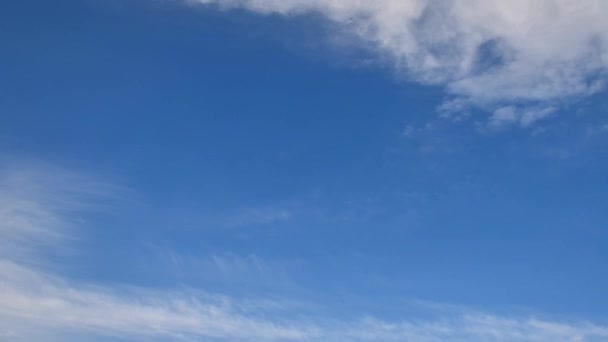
0, 261, 313, 341
2, 261, 608, 342
0, 162, 121, 264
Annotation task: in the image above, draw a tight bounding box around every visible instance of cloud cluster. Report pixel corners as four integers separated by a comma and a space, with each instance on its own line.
194, 0, 608, 123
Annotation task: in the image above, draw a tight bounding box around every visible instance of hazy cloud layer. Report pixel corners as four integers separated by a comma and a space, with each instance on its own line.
3, 260, 608, 342
2, 163, 608, 341
194, 0, 608, 122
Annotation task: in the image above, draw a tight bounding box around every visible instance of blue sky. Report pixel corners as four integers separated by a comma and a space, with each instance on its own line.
1, 0, 608, 341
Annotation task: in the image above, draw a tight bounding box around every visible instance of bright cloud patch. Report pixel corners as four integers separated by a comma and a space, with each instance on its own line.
195, 0, 608, 123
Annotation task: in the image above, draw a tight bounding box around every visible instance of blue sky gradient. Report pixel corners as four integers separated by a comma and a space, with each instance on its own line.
2, 1, 608, 341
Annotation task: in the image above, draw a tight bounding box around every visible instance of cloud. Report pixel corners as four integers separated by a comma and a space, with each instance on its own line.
489, 105, 556, 129
0, 162, 119, 264
0, 163, 312, 341
193, 0, 608, 123
144, 247, 299, 290
2, 162, 608, 341
223, 207, 292, 228
0, 261, 313, 342
3, 259, 608, 342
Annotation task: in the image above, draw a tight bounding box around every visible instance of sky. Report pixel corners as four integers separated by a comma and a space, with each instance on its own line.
1, 0, 608, 341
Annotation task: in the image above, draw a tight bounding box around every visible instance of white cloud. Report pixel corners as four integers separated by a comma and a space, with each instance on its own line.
2, 162, 608, 341
145, 247, 298, 289
0, 162, 119, 264
489, 105, 556, 129
0, 261, 313, 342
3, 260, 608, 342
193, 0, 608, 123
0, 163, 312, 341
223, 207, 292, 227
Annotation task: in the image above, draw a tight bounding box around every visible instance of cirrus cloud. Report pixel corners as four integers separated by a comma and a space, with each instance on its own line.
2, 162, 608, 341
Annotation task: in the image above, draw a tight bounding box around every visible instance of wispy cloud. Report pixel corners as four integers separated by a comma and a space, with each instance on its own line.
2, 162, 608, 341
0, 162, 120, 264
3, 259, 608, 341
223, 207, 292, 228
142, 247, 300, 291
193, 0, 608, 124
0, 163, 312, 341
488, 106, 556, 129
0, 261, 313, 342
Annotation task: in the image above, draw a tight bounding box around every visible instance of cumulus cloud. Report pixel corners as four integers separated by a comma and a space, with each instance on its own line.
2, 162, 608, 341
193, 0, 608, 123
